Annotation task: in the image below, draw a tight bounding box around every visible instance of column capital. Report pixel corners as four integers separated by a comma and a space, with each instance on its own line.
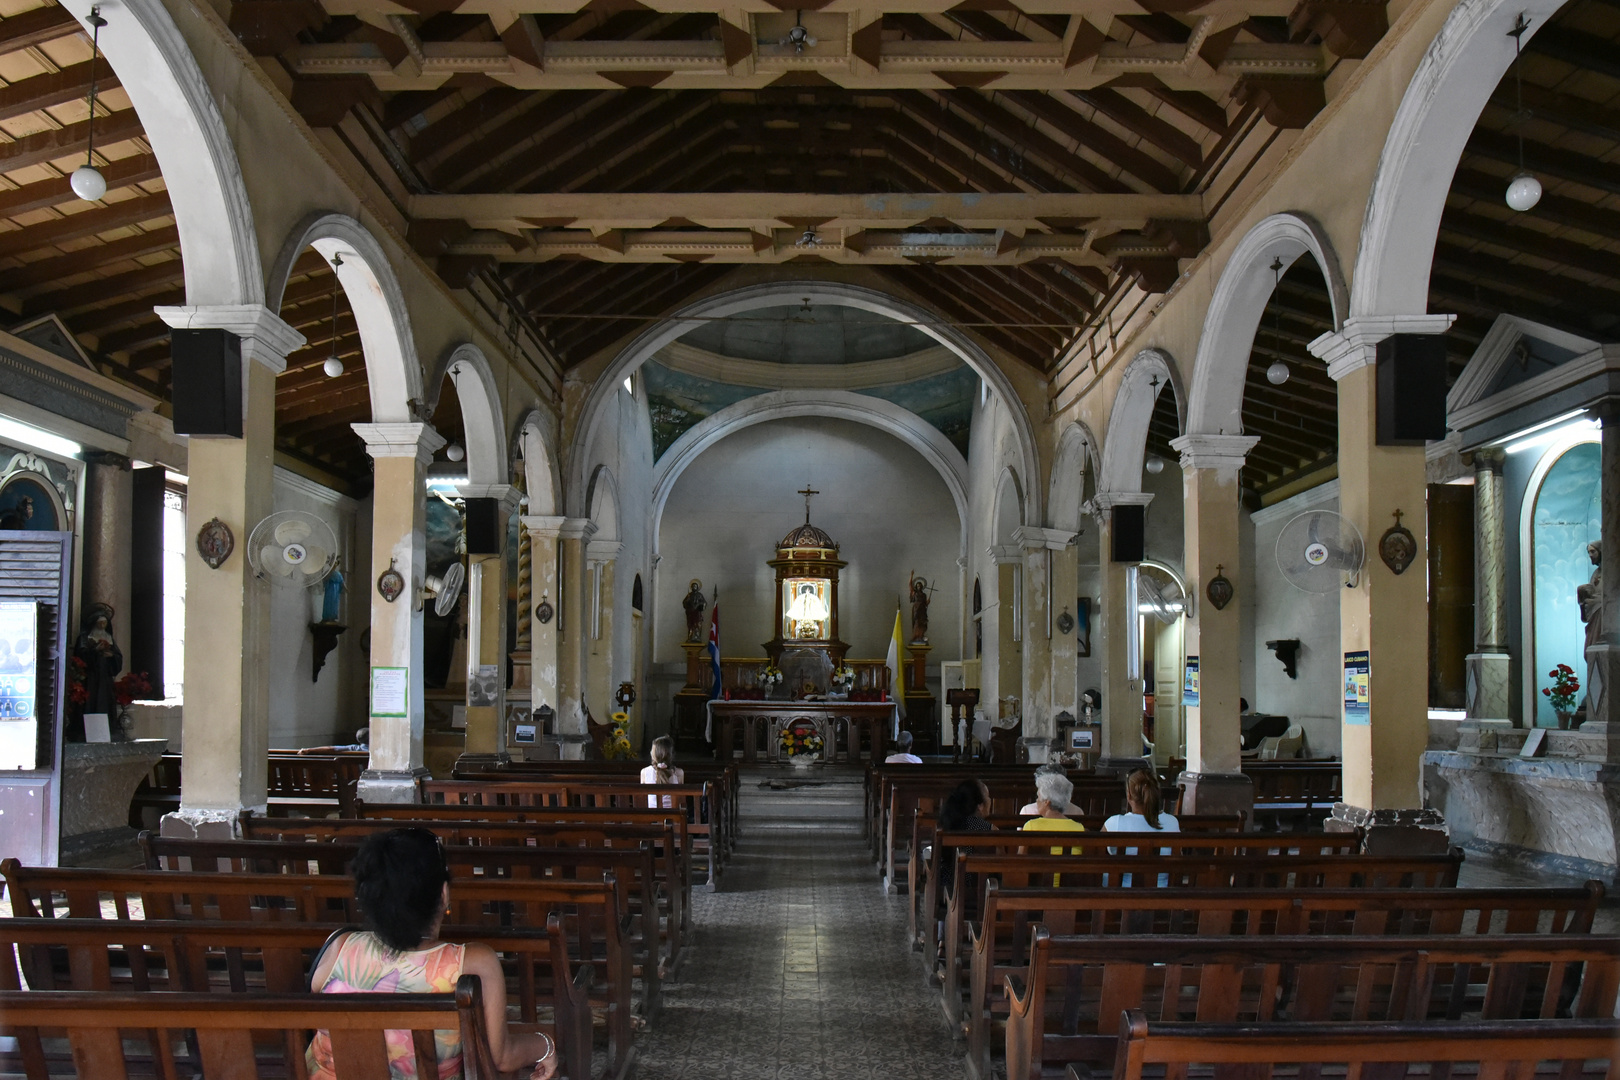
586, 538, 623, 564
459, 482, 521, 514
987, 544, 1023, 565
1308, 314, 1455, 382
154, 304, 306, 373
558, 517, 598, 543
352, 422, 446, 466
1085, 491, 1154, 519
1171, 433, 1261, 473
522, 514, 567, 540
1012, 526, 1076, 551
1472, 446, 1505, 474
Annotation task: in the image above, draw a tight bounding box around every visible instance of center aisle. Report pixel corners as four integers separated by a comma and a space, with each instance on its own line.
633, 765, 961, 1078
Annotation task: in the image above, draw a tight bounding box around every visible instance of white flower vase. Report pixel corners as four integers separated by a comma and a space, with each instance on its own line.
790, 752, 815, 769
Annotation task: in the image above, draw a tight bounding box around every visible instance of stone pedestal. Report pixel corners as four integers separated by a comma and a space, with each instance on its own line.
1465, 652, 1512, 720
358, 766, 430, 805
1580, 643, 1620, 762
1327, 803, 1450, 855
1177, 770, 1254, 821
60, 738, 165, 859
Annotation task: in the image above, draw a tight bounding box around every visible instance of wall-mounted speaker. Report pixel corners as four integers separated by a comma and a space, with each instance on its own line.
1376, 333, 1449, 446
464, 498, 500, 555
1111, 503, 1146, 563
171, 329, 243, 437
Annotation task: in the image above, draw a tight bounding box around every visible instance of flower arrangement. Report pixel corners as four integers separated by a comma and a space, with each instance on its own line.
779, 722, 824, 758
114, 671, 154, 707
760, 665, 783, 687
1542, 664, 1581, 718
66, 656, 88, 707
603, 711, 634, 760
831, 666, 855, 689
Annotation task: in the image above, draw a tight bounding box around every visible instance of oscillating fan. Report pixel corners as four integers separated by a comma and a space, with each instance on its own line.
420, 562, 466, 617
1276, 510, 1365, 593
247, 510, 338, 587
1137, 573, 1187, 624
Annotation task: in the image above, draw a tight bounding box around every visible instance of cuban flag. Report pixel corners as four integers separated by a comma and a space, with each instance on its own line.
707, 594, 721, 700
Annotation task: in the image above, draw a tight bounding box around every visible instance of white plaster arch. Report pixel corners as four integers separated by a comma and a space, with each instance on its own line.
1098, 349, 1183, 495
587, 464, 621, 542
515, 410, 561, 516
994, 466, 1025, 545
59, 0, 261, 306
569, 281, 1041, 525
649, 389, 969, 559
1048, 421, 1101, 533
1353, 0, 1567, 318
1187, 213, 1347, 439
267, 213, 422, 424
438, 345, 507, 488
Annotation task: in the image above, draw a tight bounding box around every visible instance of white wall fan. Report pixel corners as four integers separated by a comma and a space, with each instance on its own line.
419, 562, 466, 617
1137, 572, 1188, 624
247, 510, 338, 587
1276, 510, 1365, 592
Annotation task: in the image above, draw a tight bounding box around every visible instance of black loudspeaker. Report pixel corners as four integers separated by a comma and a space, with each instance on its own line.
170, 329, 242, 437
1111, 503, 1145, 563
464, 498, 500, 555
1376, 333, 1449, 446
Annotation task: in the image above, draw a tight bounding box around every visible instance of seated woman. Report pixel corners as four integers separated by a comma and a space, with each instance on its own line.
884, 730, 922, 763
1102, 768, 1179, 887
936, 778, 993, 898
1018, 761, 1082, 816
641, 735, 684, 809
306, 828, 559, 1080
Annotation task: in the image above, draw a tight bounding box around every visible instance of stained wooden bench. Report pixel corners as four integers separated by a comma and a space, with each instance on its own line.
1102, 1013, 1619, 1080
0, 974, 507, 1080
0, 914, 596, 1080
129, 753, 363, 828
964, 881, 1608, 1079
1240, 760, 1343, 830
1004, 931, 1620, 1080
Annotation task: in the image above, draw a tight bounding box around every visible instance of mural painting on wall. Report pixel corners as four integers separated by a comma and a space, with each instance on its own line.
1530, 441, 1601, 728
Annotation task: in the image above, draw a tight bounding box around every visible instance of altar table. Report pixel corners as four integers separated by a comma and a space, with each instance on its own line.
705, 700, 899, 763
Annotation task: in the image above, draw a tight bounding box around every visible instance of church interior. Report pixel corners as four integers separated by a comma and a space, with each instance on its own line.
0, 0, 1617, 1071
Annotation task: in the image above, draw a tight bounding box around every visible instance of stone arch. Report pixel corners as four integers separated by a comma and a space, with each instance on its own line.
267, 213, 421, 424
437, 345, 506, 488
648, 389, 970, 559
568, 281, 1042, 525
515, 410, 561, 516
60, 0, 261, 307
587, 465, 620, 542
1049, 421, 1101, 533
1352, 0, 1567, 318
1098, 349, 1184, 495
994, 466, 1024, 545
1186, 213, 1346, 439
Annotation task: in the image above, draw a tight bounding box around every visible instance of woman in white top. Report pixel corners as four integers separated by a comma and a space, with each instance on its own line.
641, 735, 684, 808
1102, 768, 1179, 887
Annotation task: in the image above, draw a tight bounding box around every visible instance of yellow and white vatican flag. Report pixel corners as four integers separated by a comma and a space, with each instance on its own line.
886, 604, 907, 735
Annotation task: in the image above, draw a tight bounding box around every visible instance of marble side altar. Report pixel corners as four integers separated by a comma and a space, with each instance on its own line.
706, 700, 898, 763
60, 737, 167, 859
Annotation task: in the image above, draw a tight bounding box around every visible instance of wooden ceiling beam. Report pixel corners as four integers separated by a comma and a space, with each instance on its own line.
467, 89, 664, 193
938, 266, 1068, 350
999, 89, 1181, 193
0, 5, 85, 55
555, 265, 728, 360
881, 103, 1026, 194
1427, 272, 1613, 341
0, 61, 119, 125
98, 317, 175, 357
1524, 24, 1620, 82
0, 155, 162, 220
1431, 241, 1620, 317
890, 91, 1072, 194
24, 258, 184, 318
422, 90, 605, 188
0, 192, 173, 261
408, 87, 532, 164
882, 265, 1052, 367
72, 287, 185, 337
0, 224, 178, 294
1439, 208, 1620, 283
928, 88, 1128, 194
532, 92, 723, 191
276, 382, 374, 428
1061, 87, 1204, 170
1464, 128, 1620, 197
545, 265, 691, 352
0, 109, 146, 173
1449, 166, 1620, 241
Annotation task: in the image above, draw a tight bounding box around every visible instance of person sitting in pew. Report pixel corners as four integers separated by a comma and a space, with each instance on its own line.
884, 730, 922, 764
1018, 761, 1082, 817
1020, 771, 1086, 856
641, 735, 684, 809
297, 726, 368, 754
306, 828, 559, 1080
1103, 768, 1180, 888
940, 778, 994, 834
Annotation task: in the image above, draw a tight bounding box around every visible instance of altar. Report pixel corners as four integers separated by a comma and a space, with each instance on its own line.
706, 700, 897, 763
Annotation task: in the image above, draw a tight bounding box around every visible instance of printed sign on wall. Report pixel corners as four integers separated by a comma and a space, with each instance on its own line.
1182, 655, 1200, 708
1343, 650, 1370, 725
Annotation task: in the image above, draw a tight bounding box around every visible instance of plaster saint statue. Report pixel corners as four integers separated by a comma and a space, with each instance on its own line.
909, 572, 929, 643
682, 579, 707, 642
1578, 541, 1603, 649
74, 603, 123, 721
0, 495, 34, 531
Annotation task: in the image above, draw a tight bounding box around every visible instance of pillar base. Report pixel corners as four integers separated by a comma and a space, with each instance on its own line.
1095, 755, 1150, 778
1456, 719, 1514, 753
1176, 771, 1254, 821
1327, 803, 1450, 855
1020, 736, 1051, 763
160, 806, 248, 840
1582, 644, 1620, 761
1464, 652, 1511, 720
357, 768, 431, 806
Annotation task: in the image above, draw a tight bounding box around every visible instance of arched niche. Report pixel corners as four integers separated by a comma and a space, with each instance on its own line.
588, 466, 620, 543
1048, 422, 1101, 534
59, 0, 261, 307
1187, 214, 1346, 439
1099, 349, 1183, 495
1352, 0, 1569, 319
267, 213, 421, 424
437, 345, 507, 489
515, 410, 561, 517
994, 467, 1024, 546
569, 281, 1042, 527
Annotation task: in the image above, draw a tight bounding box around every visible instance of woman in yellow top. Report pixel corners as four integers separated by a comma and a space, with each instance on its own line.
1021, 771, 1085, 883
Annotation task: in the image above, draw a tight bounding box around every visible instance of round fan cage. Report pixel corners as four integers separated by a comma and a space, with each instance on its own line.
1137, 565, 1187, 624
247, 510, 338, 587
1275, 510, 1364, 594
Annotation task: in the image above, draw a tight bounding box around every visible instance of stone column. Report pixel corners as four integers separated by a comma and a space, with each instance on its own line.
1049, 537, 1080, 734
1014, 527, 1077, 761
351, 422, 445, 804
1312, 317, 1453, 850
1091, 493, 1152, 774
1171, 434, 1260, 817
509, 510, 533, 704
80, 451, 132, 654
1580, 402, 1620, 760
154, 305, 304, 837
988, 545, 1022, 723
1466, 448, 1513, 722
586, 538, 622, 732
522, 516, 565, 728
458, 484, 519, 770
556, 517, 597, 759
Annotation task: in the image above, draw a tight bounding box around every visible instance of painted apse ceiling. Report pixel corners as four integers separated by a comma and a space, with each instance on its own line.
642, 304, 977, 459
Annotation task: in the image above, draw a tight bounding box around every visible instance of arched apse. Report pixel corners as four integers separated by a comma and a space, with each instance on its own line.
648, 390, 970, 559
268, 213, 421, 424
1352, 0, 1568, 319
568, 281, 1042, 526
1098, 350, 1184, 495
1048, 421, 1101, 534
59, 0, 260, 308
438, 345, 507, 488
1186, 214, 1347, 439
515, 411, 561, 517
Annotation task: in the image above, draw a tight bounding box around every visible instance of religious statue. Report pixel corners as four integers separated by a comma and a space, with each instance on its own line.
908, 571, 930, 643
321, 566, 346, 623
682, 579, 707, 642
0, 494, 33, 531
1578, 541, 1603, 649
74, 603, 122, 723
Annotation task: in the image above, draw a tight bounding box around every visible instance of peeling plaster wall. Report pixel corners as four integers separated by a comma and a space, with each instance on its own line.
966, 386, 1031, 711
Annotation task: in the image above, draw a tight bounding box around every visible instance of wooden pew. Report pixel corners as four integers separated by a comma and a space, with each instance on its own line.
1004, 931, 1620, 1080
129, 752, 363, 828
1104, 1013, 1620, 1080
964, 881, 1608, 1079
0, 915, 596, 1080
1239, 760, 1343, 830
0, 861, 639, 1079
0, 974, 508, 1080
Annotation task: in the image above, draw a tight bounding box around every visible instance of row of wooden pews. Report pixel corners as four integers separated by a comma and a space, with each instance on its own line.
129, 751, 370, 826
1, 758, 737, 1079
882, 763, 1617, 1080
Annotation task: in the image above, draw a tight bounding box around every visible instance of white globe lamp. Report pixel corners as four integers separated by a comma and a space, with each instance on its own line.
70, 165, 106, 202
1266, 360, 1290, 385
322, 355, 344, 378
1505, 172, 1542, 212
446, 443, 465, 463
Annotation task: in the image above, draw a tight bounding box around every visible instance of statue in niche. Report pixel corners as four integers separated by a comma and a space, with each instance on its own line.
682, 579, 707, 642
1579, 541, 1603, 719
0, 495, 33, 530
909, 571, 930, 644
73, 603, 122, 729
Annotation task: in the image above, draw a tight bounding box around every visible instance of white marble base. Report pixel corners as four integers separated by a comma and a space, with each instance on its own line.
60, 738, 166, 846
1424, 749, 1619, 870
1464, 652, 1511, 720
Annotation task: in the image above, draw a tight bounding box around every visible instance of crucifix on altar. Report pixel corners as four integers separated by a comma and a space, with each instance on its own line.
764, 485, 848, 665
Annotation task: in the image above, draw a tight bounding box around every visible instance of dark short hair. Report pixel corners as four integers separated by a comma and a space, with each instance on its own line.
895, 731, 914, 752
352, 828, 450, 952
940, 778, 986, 830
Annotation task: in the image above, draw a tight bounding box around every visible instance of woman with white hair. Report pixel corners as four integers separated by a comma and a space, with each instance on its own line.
1020, 770, 1086, 867
1018, 761, 1080, 816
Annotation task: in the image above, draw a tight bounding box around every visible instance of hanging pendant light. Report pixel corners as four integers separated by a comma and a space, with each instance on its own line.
1264, 256, 1291, 385
1504, 13, 1541, 212
445, 442, 465, 463
322, 254, 345, 377
70, 7, 108, 202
